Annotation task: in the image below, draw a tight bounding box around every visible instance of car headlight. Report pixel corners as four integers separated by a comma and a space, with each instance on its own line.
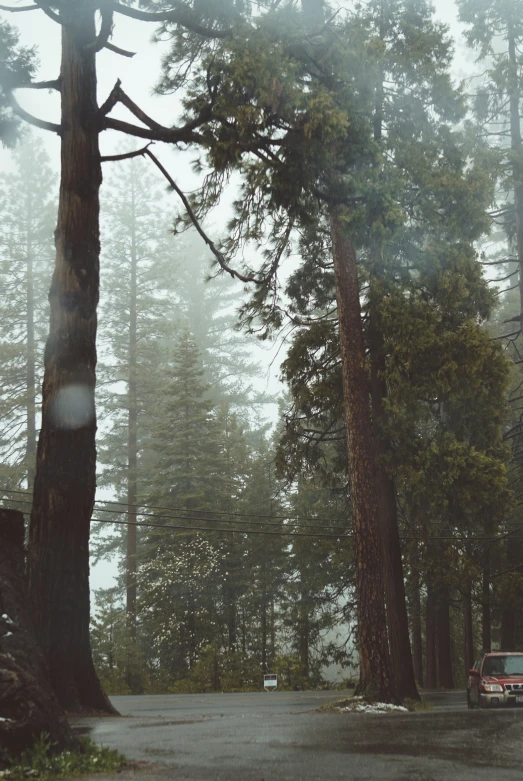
483, 684, 503, 693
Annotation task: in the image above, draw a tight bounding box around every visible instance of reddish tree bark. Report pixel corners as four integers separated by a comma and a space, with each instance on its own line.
436, 584, 454, 689
330, 211, 397, 703
425, 582, 437, 689
27, 8, 115, 713
501, 609, 516, 651
463, 585, 474, 675
369, 315, 419, 700
482, 555, 491, 652
409, 557, 423, 688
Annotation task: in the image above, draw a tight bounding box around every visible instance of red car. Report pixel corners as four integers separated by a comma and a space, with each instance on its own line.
468, 652, 523, 709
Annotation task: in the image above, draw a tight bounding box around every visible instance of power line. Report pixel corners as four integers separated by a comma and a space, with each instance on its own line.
0, 488, 347, 531
3, 498, 347, 539
1, 487, 349, 526
3, 495, 522, 543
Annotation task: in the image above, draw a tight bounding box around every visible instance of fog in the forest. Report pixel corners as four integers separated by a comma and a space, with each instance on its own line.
1, 0, 522, 702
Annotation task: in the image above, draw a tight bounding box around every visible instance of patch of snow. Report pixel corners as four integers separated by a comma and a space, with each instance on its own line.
0, 717, 13, 722
2, 632, 12, 638
341, 702, 409, 714
0, 615, 14, 625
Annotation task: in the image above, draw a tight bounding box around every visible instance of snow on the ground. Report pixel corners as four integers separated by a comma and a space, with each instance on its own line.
339, 698, 408, 714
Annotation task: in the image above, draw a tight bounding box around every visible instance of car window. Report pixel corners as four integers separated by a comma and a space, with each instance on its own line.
483, 655, 523, 676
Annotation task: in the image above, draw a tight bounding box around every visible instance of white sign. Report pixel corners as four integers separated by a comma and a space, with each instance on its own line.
264, 674, 277, 691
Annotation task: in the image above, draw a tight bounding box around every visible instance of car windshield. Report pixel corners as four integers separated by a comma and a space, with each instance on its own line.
483, 656, 523, 676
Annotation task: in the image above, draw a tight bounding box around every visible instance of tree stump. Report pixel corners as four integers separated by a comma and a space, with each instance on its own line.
0, 509, 77, 763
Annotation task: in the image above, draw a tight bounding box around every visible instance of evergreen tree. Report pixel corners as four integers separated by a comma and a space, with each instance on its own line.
0, 0, 247, 712
0, 135, 55, 490
96, 153, 175, 683
138, 331, 222, 678
0, 20, 35, 145
167, 0, 504, 701
170, 230, 264, 409
458, 0, 523, 651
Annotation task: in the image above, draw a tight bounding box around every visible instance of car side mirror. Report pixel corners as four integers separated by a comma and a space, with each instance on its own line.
468, 669, 479, 677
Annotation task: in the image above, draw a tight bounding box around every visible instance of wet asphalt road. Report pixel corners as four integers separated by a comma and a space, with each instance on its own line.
72, 690, 523, 781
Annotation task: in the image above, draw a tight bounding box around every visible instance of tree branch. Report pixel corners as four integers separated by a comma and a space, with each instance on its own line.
98, 79, 121, 117
85, 7, 114, 53
100, 143, 153, 162
144, 149, 257, 284
34, 1, 63, 25
104, 41, 135, 58
8, 91, 61, 135
15, 78, 60, 91
103, 115, 204, 144
495, 282, 519, 295
110, 1, 234, 39
144, 149, 292, 289
0, 3, 38, 10
113, 85, 164, 131
489, 269, 519, 283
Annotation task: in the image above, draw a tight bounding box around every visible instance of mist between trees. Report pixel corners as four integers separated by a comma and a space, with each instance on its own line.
0, 0, 522, 734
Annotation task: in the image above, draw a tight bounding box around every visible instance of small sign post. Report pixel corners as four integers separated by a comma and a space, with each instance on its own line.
264, 674, 278, 692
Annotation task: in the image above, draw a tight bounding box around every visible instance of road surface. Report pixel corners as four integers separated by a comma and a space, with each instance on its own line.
72, 690, 523, 780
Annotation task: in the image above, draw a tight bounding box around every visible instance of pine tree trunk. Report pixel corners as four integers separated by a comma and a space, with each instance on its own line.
227, 597, 237, 652
409, 556, 423, 688
261, 595, 267, 673
26, 219, 37, 491
507, 27, 523, 324
369, 315, 419, 700
463, 584, 474, 675
330, 211, 397, 703
126, 172, 139, 692
270, 600, 276, 666
436, 584, 454, 689
425, 581, 437, 689
0, 510, 77, 760
501, 609, 516, 651
299, 586, 309, 683
27, 10, 114, 714
482, 554, 491, 652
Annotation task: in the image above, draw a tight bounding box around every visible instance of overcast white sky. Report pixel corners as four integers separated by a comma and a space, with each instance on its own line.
0, 0, 481, 595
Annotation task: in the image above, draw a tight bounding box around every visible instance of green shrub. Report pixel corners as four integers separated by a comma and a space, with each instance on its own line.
1, 735, 126, 780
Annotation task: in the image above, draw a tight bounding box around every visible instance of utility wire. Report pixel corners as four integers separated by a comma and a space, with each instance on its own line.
3, 496, 521, 543
1, 487, 349, 526
3, 498, 347, 539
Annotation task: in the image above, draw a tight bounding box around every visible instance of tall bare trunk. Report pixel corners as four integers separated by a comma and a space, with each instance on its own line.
508, 27, 523, 325
261, 595, 268, 673
298, 585, 309, 683
436, 583, 454, 689
425, 581, 437, 689
27, 10, 114, 713
270, 599, 276, 666
409, 554, 423, 687
26, 222, 36, 491
463, 584, 474, 675
126, 171, 139, 691
330, 211, 396, 702
482, 553, 491, 652
501, 608, 516, 650
369, 313, 419, 700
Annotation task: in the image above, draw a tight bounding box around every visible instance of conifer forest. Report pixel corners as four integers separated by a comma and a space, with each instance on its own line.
1, 0, 523, 765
